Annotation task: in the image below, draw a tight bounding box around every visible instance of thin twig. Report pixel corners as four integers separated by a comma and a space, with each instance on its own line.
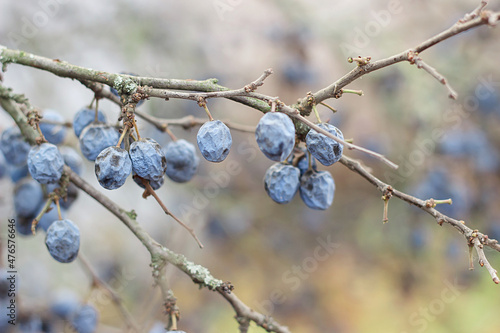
413, 57, 458, 99
78, 254, 141, 332
472, 237, 500, 284
142, 179, 204, 249
295, 8, 500, 112
135, 112, 256, 134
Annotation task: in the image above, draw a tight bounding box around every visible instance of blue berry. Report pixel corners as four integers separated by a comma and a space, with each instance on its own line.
95, 146, 132, 190
45, 219, 80, 263
73, 108, 107, 138
164, 139, 199, 182
19, 316, 43, 332
71, 304, 99, 333
299, 170, 335, 210
130, 138, 166, 181
133, 174, 164, 190
39, 110, 67, 145
15, 216, 37, 236
59, 146, 84, 176
14, 178, 44, 218
28, 143, 64, 184
8, 163, 29, 183
0, 127, 31, 166
264, 163, 300, 204
51, 290, 80, 319
0, 151, 7, 179
306, 123, 344, 166
255, 112, 295, 162
197, 120, 232, 162
79, 124, 120, 161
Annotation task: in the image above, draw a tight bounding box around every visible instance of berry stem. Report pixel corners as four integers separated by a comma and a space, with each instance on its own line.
142, 180, 204, 249
132, 119, 141, 141
434, 198, 453, 205
202, 103, 214, 121
312, 104, 322, 123
170, 311, 178, 330
319, 102, 337, 113
94, 99, 100, 122
116, 124, 130, 147
88, 96, 95, 109
382, 195, 389, 224
341, 89, 364, 96
55, 197, 62, 220
270, 100, 276, 113
31, 197, 54, 234
165, 126, 178, 141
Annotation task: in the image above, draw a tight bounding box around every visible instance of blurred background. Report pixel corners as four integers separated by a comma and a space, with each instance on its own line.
1, 0, 500, 332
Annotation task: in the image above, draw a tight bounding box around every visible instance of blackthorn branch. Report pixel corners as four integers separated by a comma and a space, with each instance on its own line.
1, 2, 500, 332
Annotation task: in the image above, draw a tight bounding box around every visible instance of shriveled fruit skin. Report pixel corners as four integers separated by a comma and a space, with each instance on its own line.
95, 146, 132, 190
264, 163, 300, 204
299, 170, 335, 210
255, 112, 295, 162
197, 120, 232, 162
306, 123, 344, 166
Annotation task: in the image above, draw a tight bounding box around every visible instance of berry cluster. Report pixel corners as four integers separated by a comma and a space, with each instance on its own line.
0, 94, 343, 332
256, 112, 342, 210
1, 111, 84, 261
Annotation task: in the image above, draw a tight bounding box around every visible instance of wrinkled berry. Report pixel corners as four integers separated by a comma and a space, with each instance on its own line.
95, 146, 132, 190
0, 127, 31, 166
197, 120, 232, 162
264, 163, 300, 204
28, 143, 64, 184
164, 139, 199, 182
129, 138, 166, 181
256, 112, 296, 162
45, 219, 80, 263
14, 178, 44, 218
299, 170, 335, 210
306, 123, 344, 166
73, 108, 107, 138
133, 174, 164, 190
40, 110, 67, 145
79, 124, 120, 161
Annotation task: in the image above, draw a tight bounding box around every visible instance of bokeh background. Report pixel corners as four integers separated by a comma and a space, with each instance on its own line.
1, 0, 500, 332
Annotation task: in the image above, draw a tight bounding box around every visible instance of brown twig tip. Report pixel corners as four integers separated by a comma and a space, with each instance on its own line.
460, 1, 488, 23
413, 57, 458, 99
472, 236, 500, 284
